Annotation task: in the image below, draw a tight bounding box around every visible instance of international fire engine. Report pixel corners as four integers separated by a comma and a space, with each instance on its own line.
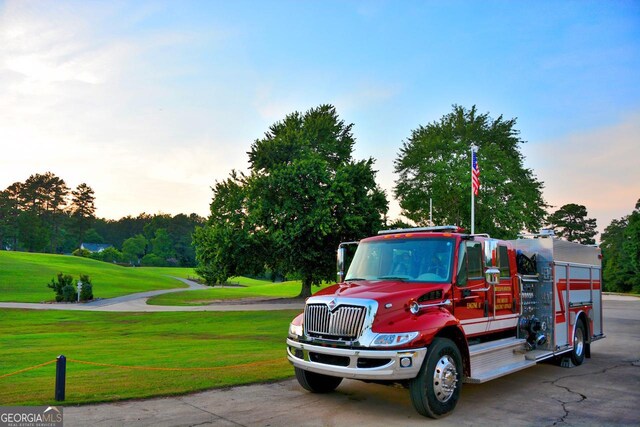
286, 226, 604, 418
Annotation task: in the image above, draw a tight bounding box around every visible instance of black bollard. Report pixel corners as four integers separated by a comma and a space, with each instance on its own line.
55, 355, 66, 401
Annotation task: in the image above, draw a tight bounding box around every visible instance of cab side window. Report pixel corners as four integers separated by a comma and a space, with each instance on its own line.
467, 242, 483, 278
498, 245, 510, 278
457, 241, 483, 286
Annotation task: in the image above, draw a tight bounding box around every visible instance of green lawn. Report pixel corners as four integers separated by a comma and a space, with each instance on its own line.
147, 279, 332, 306
137, 266, 199, 280
0, 309, 298, 406
0, 252, 188, 303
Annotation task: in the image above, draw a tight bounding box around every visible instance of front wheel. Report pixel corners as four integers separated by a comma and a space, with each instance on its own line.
409, 338, 463, 418
294, 367, 343, 393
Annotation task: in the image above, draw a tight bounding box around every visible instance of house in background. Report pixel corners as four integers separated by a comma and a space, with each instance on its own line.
80, 243, 113, 253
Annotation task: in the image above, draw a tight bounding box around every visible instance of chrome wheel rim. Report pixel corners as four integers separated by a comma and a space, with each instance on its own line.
432, 355, 457, 403
574, 327, 584, 356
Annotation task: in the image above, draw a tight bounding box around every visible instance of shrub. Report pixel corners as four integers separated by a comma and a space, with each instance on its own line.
72, 248, 91, 258
79, 283, 93, 301
47, 273, 74, 302
98, 247, 124, 263
62, 284, 76, 302
78, 274, 94, 301
88, 252, 102, 261
141, 253, 166, 267
47, 273, 94, 302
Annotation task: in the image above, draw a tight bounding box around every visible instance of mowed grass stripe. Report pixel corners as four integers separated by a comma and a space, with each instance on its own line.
136, 266, 198, 280
0, 309, 298, 405
0, 252, 187, 302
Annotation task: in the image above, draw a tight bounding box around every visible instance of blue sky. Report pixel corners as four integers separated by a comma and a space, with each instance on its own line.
1, 0, 638, 236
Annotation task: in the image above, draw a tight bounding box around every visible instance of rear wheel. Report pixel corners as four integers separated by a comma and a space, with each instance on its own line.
571, 321, 586, 366
294, 367, 343, 393
409, 338, 462, 418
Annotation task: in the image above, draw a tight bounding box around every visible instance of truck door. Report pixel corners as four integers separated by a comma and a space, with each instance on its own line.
492, 245, 517, 315
454, 240, 491, 336
486, 244, 519, 332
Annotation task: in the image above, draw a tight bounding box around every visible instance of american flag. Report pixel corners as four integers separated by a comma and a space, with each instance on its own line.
472, 150, 480, 196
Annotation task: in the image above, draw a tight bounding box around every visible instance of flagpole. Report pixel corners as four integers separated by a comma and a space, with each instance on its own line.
429, 198, 433, 226
471, 145, 476, 234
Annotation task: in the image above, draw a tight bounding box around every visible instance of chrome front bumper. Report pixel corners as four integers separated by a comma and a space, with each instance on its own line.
286, 338, 427, 380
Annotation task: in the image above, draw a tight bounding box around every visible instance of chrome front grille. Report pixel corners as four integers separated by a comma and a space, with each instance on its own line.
304, 303, 367, 340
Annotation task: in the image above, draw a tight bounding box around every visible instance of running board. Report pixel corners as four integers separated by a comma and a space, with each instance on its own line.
466, 337, 534, 384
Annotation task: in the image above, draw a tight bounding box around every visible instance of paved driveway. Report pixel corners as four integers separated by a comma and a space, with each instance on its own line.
63, 295, 640, 426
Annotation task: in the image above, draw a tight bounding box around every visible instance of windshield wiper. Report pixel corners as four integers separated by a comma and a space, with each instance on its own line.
345, 278, 366, 282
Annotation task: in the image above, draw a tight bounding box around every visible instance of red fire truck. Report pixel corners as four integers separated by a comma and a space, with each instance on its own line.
286, 226, 604, 418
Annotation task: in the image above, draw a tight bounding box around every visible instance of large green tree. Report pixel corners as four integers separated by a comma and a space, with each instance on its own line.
622, 201, 640, 293
601, 199, 640, 293
547, 203, 597, 244
394, 105, 547, 238
194, 171, 265, 285
194, 105, 388, 296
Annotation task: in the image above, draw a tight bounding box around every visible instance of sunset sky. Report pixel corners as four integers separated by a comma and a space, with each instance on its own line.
1, 0, 639, 237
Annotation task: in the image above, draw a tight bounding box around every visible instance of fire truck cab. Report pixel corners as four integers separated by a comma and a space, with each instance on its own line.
286, 226, 604, 418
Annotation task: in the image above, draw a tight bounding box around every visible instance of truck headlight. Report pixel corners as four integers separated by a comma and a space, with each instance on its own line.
372, 332, 418, 347
288, 322, 303, 338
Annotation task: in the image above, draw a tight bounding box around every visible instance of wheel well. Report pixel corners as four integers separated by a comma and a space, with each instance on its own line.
435, 326, 470, 377
576, 312, 590, 343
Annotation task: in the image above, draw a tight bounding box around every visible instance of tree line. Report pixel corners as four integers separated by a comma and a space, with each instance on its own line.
0, 173, 204, 266
600, 200, 640, 293
91, 213, 204, 266
0, 172, 95, 253
194, 104, 637, 295
2, 105, 635, 293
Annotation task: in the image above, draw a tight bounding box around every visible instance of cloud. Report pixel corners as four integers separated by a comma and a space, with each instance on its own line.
0, 1, 250, 219
0, 2, 136, 86
526, 111, 640, 234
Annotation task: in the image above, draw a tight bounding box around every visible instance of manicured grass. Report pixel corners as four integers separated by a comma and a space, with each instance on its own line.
225, 276, 286, 286
0, 252, 187, 303
147, 278, 332, 306
0, 308, 298, 406
137, 266, 199, 280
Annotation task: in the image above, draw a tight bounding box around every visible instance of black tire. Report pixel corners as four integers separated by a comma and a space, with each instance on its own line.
571, 321, 587, 366
294, 367, 343, 393
409, 338, 463, 418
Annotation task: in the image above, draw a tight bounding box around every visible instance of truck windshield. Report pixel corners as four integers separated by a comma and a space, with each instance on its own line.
345, 237, 454, 283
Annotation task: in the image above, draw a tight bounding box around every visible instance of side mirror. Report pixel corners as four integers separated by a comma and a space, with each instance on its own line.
485, 267, 500, 285
337, 247, 346, 283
